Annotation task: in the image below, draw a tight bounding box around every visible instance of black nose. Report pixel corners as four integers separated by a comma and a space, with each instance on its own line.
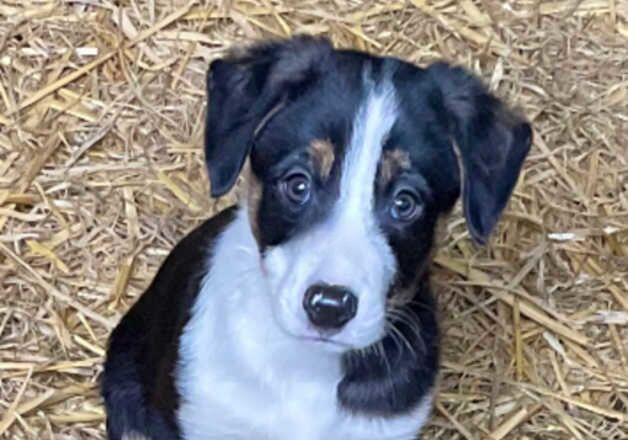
303, 284, 358, 330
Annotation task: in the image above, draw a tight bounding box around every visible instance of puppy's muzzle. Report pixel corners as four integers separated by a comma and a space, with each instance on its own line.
303, 284, 358, 331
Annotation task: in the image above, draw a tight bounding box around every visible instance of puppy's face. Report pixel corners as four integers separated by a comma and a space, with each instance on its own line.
248, 68, 459, 350
205, 37, 531, 352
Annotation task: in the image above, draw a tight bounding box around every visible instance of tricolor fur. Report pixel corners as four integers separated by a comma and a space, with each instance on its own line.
102, 36, 532, 440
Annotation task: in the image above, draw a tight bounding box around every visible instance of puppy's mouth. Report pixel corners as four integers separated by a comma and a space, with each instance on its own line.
296, 335, 356, 354
302, 335, 353, 348
275, 319, 356, 351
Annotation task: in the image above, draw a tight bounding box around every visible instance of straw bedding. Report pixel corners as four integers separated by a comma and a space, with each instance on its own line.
1, 0, 627, 438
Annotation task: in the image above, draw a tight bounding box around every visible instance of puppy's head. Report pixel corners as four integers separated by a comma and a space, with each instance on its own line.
205, 36, 531, 352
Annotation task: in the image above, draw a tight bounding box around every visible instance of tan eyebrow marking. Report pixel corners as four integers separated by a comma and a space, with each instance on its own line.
378, 148, 411, 186
308, 138, 335, 179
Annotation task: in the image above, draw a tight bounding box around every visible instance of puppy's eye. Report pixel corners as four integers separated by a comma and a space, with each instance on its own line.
281, 172, 311, 205
390, 190, 422, 222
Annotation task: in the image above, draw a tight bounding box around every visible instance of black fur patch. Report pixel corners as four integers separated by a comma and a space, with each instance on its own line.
102, 207, 237, 439
339, 276, 439, 415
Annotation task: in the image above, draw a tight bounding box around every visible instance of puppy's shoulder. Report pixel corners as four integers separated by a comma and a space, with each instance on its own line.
105, 205, 239, 432
133, 204, 239, 315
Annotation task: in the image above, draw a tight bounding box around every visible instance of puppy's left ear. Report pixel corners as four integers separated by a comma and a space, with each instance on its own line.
428, 62, 533, 244
205, 36, 333, 197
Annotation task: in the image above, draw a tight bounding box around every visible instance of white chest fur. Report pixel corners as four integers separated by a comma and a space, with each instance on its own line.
176, 209, 433, 440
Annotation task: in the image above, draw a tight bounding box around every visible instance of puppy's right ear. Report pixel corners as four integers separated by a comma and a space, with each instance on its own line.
205, 36, 333, 197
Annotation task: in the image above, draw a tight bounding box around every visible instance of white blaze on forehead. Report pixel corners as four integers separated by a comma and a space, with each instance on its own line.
338, 79, 398, 220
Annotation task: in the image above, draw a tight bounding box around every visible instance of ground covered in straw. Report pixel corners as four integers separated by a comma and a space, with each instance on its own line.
1, 0, 627, 439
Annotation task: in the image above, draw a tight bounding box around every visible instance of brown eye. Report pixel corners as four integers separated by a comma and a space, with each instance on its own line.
282, 172, 311, 205
390, 190, 422, 221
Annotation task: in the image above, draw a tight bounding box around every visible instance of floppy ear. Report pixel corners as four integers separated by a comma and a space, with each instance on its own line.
427, 62, 532, 244
205, 36, 333, 197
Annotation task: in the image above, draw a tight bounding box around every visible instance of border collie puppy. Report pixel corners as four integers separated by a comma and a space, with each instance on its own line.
102, 36, 531, 440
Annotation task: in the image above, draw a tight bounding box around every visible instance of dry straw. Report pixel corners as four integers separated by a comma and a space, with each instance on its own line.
1, 0, 627, 439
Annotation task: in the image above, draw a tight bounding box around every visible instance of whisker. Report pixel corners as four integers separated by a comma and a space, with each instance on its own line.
385, 307, 426, 356
388, 322, 418, 359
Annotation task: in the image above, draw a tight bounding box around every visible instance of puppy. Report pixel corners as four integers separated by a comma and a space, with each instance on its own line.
102, 36, 532, 440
